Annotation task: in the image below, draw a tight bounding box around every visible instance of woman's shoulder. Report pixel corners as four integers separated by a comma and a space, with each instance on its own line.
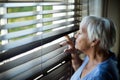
92, 71, 113, 80
99, 50, 118, 68
108, 50, 118, 61
93, 59, 119, 80
96, 54, 118, 75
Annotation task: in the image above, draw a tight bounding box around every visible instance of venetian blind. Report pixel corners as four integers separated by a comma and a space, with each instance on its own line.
0, 0, 88, 80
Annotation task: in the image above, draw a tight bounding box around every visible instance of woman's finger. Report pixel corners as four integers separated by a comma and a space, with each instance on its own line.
64, 35, 71, 41
59, 35, 72, 47
64, 35, 74, 48
59, 41, 68, 47
64, 48, 74, 54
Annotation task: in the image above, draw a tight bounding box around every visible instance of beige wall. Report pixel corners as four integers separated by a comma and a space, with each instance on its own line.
107, 0, 120, 56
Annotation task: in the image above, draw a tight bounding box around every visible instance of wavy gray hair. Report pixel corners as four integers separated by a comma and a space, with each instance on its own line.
80, 16, 116, 50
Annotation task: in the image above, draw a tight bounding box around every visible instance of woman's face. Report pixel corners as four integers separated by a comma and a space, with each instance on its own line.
75, 24, 91, 52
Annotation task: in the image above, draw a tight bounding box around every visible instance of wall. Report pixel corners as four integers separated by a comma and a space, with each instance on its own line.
107, 0, 120, 56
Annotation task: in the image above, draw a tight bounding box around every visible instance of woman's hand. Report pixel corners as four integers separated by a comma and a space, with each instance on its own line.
60, 35, 83, 71
60, 35, 76, 54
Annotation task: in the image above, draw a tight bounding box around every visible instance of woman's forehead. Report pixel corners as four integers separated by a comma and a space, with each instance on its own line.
79, 24, 87, 29
79, 24, 87, 32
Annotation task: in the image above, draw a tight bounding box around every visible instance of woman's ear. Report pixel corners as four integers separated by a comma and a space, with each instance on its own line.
91, 39, 100, 47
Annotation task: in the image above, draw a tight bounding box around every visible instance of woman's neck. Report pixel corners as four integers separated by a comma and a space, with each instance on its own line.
85, 48, 110, 64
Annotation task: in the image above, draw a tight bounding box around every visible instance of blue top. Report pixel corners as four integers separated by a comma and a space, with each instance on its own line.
70, 52, 119, 80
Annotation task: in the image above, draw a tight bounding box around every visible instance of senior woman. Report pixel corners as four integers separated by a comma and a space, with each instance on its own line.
63, 16, 119, 80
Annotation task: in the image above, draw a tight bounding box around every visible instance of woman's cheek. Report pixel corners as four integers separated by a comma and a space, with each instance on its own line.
75, 38, 81, 50
75, 42, 78, 49
75, 37, 88, 51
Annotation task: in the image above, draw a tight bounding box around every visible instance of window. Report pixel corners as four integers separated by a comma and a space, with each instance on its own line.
8, 6, 36, 41
0, 0, 88, 79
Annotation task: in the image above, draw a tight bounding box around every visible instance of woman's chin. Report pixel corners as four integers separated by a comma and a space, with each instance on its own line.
75, 46, 83, 52
75, 45, 77, 49
75, 46, 80, 50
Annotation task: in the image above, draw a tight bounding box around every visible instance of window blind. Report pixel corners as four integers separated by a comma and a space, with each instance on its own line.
0, 0, 88, 80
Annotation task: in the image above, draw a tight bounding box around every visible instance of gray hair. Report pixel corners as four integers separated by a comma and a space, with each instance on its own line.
80, 16, 116, 50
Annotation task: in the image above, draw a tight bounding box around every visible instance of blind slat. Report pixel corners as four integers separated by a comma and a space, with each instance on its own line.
0, 15, 80, 30
0, 51, 69, 80
0, 20, 78, 40
0, 26, 78, 51
0, 9, 77, 19
0, 26, 78, 62
0, 41, 65, 73
0, 3, 75, 7
10, 54, 70, 80
37, 62, 71, 80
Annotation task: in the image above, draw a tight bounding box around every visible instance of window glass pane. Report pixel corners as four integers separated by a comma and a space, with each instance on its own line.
7, 6, 36, 41
7, 7, 36, 13
43, 5, 53, 26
